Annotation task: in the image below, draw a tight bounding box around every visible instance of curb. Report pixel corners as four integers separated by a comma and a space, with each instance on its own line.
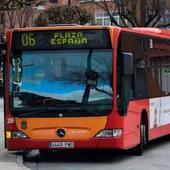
16, 155, 31, 170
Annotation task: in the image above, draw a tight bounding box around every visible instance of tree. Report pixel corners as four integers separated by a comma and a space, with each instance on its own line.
0, 0, 46, 29
68, 0, 71, 7
35, 5, 94, 26
34, 12, 49, 27
5, 3, 33, 29
0, 0, 37, 11
94, 0, 170, 27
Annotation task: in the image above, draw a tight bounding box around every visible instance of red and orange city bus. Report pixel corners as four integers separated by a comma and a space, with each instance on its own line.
1, 26, 170, 155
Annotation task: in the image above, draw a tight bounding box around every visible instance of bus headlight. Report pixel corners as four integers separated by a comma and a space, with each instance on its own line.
112, 129, 122, 137
95, 129, 122, 138
11, 131, 28, 139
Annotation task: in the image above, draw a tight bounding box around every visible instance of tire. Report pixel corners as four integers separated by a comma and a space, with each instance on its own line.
131, 124, 146, 156
164, 134, 170, 140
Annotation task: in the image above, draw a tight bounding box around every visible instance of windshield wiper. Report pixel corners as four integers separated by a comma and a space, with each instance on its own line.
95, 87, 112, 97
15, 107, 81, 117
82, 49, 112, 105
15, 105, 99, 117
82, 49, 93, 104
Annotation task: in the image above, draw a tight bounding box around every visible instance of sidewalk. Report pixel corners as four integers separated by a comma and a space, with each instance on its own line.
0, 98, 30, 170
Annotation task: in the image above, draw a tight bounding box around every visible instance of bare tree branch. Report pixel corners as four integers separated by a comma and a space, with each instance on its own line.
93, 0, 170, 28
1, 0, 46, 29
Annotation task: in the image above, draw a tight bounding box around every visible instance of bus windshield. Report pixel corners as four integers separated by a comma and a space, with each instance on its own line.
10, 49, 113, 117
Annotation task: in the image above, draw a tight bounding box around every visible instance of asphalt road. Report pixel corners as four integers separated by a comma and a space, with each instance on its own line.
0, 98, 30, 170
24, 139, 170, 170
24, 134, 170, 170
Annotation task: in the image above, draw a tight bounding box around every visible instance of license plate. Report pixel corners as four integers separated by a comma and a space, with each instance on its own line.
49, 142, 74, 148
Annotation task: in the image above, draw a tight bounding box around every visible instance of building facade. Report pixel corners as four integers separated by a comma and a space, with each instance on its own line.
43, 0, 170, 27
2, 0, 170, 33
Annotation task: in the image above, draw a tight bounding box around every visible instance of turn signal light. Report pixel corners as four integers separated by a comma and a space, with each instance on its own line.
6, 131, 11, 139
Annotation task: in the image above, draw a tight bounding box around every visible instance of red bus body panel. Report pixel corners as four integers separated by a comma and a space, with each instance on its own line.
4, 26, 170, 151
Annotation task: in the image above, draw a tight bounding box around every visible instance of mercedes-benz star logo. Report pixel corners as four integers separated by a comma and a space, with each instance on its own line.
57, 129, 65, 138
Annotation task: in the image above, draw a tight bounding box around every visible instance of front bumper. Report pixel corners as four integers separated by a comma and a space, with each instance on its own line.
6, 137, 124, 151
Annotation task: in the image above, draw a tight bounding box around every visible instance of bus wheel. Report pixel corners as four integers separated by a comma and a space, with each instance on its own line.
132, 123, 146, 156
164, 134, 170, 140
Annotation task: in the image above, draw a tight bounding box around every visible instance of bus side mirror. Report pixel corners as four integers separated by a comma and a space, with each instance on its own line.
121, 52, 134, 75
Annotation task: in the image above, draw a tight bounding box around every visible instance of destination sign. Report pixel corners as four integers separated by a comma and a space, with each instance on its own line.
12, 29, 111, 51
